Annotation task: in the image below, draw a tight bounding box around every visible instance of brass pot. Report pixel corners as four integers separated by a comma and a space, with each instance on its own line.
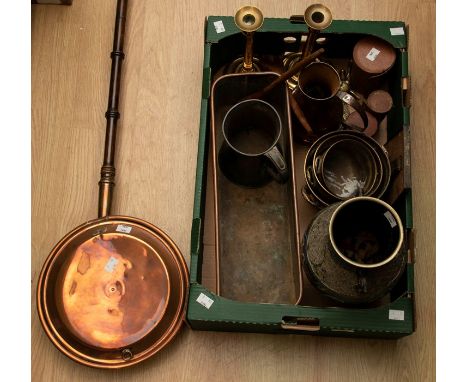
302, 196, 406, 304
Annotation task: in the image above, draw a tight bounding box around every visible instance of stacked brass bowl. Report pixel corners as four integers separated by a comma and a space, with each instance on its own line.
302, 130, 391, 206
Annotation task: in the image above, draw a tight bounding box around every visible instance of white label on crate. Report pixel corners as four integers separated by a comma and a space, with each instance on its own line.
196, 293, 214, 309
104, 257, 119, 273
389, 309, 405, 321
214, 20, 226, 34
390, 27, 405, 36
384, 211, 398, 228
366, 47, 381, 61
116, 224, 132, 233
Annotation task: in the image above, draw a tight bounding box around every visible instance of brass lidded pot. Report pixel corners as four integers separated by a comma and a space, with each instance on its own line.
37, 0, 188, 368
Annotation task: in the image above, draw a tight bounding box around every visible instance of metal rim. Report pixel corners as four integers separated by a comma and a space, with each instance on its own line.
328, 196, 404, 269
37, 215, 189, 369
234, 6, 264, 32
304, 4, 332, 31
303, 131, 389, 204
221, 98, 282, 157
297, 61, 341, 101
315, 137, 380, 200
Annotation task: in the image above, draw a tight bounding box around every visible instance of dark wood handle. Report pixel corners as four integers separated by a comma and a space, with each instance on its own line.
98, 0, 128, 218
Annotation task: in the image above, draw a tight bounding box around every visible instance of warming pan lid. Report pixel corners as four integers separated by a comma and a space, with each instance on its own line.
37, 216, 189, 368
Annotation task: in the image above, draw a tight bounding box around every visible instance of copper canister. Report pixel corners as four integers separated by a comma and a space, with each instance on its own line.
350, 36, 396, 96
366, 89, 394, 122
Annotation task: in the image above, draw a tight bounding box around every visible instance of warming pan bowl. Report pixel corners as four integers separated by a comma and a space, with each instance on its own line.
37, 216, 188, 369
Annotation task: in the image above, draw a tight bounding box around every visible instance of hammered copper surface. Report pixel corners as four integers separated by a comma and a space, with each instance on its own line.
37, 0, 189, 368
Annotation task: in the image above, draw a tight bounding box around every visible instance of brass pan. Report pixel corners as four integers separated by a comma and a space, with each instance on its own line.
37, 0, 188, 368
303, 130, 390, 206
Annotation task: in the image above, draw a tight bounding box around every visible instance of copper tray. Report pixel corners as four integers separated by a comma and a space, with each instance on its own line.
210, 72, 302, 304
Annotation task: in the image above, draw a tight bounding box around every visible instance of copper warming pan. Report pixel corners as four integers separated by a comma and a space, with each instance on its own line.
37, 0, 188, 368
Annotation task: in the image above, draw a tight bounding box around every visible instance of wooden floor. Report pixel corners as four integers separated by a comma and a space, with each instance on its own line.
31, 0, 435, 381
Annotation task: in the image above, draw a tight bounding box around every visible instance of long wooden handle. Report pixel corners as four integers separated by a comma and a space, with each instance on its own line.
98, 0, 128, 218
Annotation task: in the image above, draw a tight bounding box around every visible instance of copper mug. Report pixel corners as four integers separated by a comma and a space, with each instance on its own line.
293, 61, 368, 135
218, 99, 288, 187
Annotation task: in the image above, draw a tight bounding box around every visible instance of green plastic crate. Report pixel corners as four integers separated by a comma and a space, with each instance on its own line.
188, 16, 414, 338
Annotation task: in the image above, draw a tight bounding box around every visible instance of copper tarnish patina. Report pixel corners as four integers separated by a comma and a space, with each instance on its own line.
210, 72, 302, 304
37, 0, 188, 369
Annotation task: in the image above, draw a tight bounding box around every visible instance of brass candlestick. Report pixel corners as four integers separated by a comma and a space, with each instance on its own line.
232, 6, 264, 72
284, 4, 332, 89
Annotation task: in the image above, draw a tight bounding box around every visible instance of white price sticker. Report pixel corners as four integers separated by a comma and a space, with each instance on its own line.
104, 256, 119, 273
196, 293, 214, 309
213, 20, 225, 34
116, 224, 132, 233
384, 211, 397, 228
366, 47, 381, 62
390, 27, 405, 36
389, 309, 405, 321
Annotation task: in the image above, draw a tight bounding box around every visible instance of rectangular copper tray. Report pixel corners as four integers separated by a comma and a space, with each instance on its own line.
209, 72, 302, 304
